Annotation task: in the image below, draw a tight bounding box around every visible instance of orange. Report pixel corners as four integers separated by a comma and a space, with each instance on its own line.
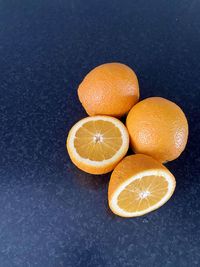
108, 154, 176, 217
78, 63, 139, 117
126, 97, 188, 162
67, 116, 129, 174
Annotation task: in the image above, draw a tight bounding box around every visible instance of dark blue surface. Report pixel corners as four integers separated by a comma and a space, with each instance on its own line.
1, 0, 200, 266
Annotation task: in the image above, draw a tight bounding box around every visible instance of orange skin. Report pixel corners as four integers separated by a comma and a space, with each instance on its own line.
108, 154, 176, 216
78, 63, 139, 117
126, 97, 189, 162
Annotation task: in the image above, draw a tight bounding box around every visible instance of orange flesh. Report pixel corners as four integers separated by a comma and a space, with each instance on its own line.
117, 175, 168, 212
74, 120, 122, 161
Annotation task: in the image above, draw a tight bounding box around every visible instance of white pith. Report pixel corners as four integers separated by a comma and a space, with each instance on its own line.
139, 190, 150, 199
93, 133, 103, 143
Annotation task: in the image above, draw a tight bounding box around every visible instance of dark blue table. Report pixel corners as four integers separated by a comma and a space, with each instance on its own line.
1, 0, 200, 266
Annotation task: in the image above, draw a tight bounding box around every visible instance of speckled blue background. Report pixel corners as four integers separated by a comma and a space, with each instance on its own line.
0, 0, 200, 266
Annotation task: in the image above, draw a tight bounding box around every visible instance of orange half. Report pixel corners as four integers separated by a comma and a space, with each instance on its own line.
108, 154, 176, 217
67, 116, 129, 174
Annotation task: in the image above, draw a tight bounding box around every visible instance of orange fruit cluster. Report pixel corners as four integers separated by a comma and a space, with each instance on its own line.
67, 62, 188, 217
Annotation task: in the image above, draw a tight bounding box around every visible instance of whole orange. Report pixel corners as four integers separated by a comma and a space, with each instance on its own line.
78, 63, 139, 117
126, 97, 188, 162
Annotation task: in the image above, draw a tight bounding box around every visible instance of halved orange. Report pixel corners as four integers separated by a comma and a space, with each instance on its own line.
67, 116, 129, 174
108, 154, 176, 217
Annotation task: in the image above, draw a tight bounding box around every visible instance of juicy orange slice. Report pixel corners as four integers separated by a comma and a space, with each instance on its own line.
108, 154, 176, 217
67, 116, 129, 174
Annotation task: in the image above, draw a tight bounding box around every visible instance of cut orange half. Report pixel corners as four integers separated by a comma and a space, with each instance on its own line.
67, 116, 129, 174
108, 154, 176, 217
